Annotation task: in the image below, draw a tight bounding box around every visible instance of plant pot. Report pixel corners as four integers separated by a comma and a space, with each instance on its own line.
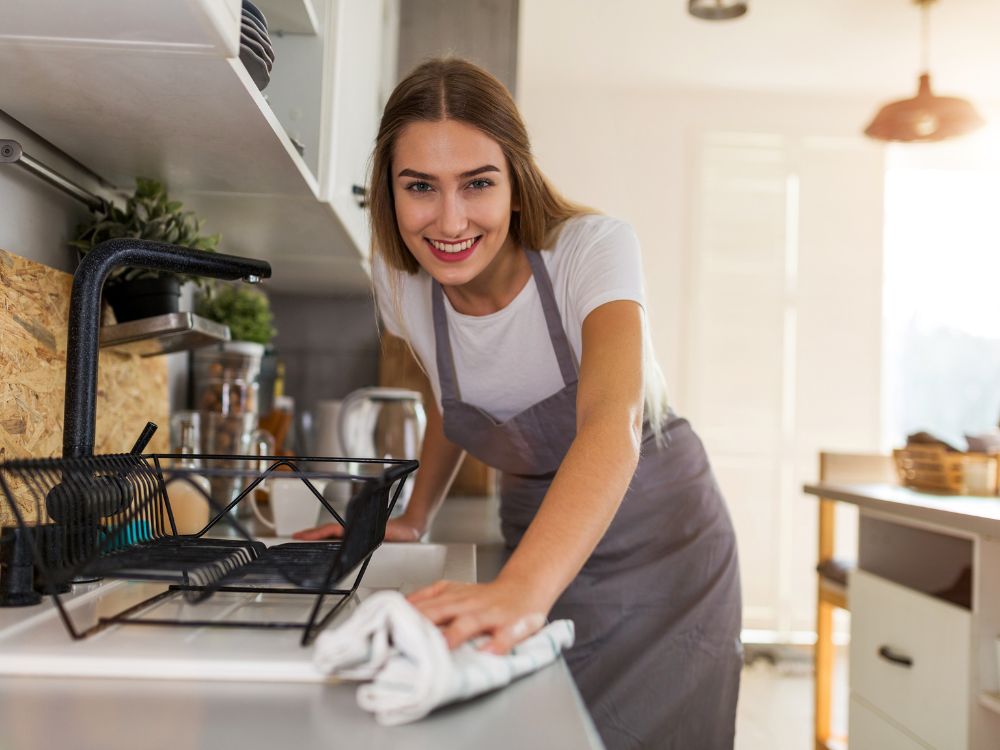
105, 277, 181, 323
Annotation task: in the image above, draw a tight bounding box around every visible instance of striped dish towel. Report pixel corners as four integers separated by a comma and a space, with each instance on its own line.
313, 590, 574, 725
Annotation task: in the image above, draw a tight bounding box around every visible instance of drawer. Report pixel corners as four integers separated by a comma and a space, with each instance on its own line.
850, 694, 930, 750
849, 568, 970, 749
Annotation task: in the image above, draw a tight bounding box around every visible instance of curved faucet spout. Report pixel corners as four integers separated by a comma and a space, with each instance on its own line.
64, 239, 273, 458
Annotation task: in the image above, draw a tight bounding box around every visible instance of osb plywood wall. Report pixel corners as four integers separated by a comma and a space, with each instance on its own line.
0, 247, 169, 527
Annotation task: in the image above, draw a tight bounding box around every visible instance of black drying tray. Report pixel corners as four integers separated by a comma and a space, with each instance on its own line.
0, 453, 417, 646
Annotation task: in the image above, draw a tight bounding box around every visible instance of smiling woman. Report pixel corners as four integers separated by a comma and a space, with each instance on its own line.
295, 58, 743, 750
391, 120, 520, 302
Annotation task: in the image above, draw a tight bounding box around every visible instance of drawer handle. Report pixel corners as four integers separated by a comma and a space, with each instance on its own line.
877, 645, 913, 668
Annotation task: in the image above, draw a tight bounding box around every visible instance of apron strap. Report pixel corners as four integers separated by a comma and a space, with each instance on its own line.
431, 281, 461, 401
525, 250, 579, 385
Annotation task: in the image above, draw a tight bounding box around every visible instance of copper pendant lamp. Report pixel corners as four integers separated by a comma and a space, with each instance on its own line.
864, 0, 985, 143
688, 0, 747, 21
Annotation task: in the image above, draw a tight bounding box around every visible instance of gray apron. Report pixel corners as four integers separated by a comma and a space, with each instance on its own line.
431, 249, 742, 750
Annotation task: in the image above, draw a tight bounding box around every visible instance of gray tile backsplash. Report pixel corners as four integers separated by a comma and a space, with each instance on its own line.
268, 291, 380, 413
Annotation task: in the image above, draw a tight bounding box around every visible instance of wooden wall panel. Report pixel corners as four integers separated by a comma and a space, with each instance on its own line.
0, 247, 169, 527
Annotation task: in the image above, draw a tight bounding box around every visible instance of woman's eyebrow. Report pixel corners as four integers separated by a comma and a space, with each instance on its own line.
460, 165, 500, 178
397, 165, 501, 180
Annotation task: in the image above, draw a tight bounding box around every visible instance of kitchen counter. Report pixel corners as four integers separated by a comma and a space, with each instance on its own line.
427, 494, 507, 582
0, 517, 603, 749
804, 481, 1000, 748
0, 653, 598, 750
802, 481, 1000, 536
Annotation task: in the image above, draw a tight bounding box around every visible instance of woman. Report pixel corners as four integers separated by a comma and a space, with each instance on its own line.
297, 58, 742, 749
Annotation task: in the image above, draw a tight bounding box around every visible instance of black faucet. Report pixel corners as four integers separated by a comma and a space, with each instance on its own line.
63, 238, 271, 459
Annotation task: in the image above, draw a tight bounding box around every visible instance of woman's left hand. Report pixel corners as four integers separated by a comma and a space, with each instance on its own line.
407, 578, 550, 655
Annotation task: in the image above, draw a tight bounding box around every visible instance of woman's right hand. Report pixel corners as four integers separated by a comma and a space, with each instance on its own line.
292, 514, 425, 542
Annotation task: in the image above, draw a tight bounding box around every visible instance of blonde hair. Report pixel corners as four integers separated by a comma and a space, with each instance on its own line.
367, 58, 670, 438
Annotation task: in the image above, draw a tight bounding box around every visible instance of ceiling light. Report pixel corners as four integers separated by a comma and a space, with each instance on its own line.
864, 0, 985, 143
688, 0, 747, 21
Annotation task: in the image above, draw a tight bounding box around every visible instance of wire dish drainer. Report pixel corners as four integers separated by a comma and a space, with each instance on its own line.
0, 453, 417, 646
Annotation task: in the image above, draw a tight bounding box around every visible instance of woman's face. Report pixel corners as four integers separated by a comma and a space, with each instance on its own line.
392, 119, 519, 290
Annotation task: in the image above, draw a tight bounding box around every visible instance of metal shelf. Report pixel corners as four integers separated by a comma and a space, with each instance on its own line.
99, 312, 230, 357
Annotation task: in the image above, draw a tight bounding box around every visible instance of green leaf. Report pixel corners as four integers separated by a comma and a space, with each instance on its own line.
71, 176, 221, 276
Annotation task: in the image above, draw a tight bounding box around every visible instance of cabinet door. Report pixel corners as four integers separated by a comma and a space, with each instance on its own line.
850, 568, 970, 749
320, 0, 389, 254
1, 0, 238, 55
850, 694, 930, 750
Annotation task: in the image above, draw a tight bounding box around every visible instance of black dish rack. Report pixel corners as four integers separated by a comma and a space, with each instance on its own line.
0, 453, 417, 646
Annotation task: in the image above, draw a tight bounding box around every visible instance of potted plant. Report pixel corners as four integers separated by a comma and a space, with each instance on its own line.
194, 283, 276, 346
70, 177, 221, 323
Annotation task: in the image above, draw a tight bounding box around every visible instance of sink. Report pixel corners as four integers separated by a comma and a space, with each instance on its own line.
0, 542, 475, 682
352, 542, 463, 591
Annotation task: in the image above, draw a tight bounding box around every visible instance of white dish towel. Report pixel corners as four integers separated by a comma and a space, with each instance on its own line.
313, 590, 575, 725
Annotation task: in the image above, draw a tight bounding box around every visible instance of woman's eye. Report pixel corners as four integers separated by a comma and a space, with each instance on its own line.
405, 181, 433, 193
468, 178, 494, 190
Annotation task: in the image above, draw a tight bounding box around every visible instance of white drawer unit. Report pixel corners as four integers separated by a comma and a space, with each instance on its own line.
849, 568, 971, 749
850, 694, 931, 750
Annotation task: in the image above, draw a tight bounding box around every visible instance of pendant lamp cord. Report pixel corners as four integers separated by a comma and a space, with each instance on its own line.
919, 0, 931, 73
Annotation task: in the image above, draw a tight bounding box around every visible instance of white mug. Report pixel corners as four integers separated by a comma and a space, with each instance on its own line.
249, 477, 323, 537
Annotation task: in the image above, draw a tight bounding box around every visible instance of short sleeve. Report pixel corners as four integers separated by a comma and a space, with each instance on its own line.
371, 252, 405, 338
559, 216, 646, 323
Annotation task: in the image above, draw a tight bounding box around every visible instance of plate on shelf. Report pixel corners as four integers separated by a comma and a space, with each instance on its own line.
241, 9, 268, 39
240, 36, 272, 73
242, 0, 268, 31
241, 23, 274, 64
239, 43, 270, 90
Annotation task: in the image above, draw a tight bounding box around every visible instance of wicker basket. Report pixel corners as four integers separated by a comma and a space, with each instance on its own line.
893, 445, 999, 495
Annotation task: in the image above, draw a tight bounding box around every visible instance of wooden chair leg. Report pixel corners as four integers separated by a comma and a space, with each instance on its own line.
815, 597, 834, 749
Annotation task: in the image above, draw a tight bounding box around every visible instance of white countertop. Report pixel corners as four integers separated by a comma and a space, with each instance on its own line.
803, 482, 1000, 535
0, 654, 600, 750
0, 514, 603, 749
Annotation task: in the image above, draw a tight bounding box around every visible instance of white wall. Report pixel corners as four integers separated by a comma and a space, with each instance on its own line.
0, 112, 102, 271
516, 81, 883, 397
516, 2, 895, 637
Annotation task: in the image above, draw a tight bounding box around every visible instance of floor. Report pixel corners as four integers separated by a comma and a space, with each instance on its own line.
736, 644, 848, 750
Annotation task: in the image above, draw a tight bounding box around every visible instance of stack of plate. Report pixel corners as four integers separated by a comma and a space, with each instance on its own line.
240, 1, 275, 91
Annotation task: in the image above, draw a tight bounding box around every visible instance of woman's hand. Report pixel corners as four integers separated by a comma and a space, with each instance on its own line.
292, 514, 425, 542
407, 578, 550, 655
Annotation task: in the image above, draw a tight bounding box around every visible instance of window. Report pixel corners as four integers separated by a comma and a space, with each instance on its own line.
882, 134, 1000, 450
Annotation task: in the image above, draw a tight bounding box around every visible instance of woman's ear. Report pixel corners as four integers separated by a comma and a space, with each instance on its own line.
511, 192, 521, 212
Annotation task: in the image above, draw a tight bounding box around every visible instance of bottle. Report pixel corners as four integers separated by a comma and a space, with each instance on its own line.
167, 423, 212, 535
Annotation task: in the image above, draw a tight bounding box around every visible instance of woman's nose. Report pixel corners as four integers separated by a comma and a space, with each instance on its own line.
438, 193, 468, 238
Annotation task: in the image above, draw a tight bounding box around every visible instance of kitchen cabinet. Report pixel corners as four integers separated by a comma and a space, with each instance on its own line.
318, 0, 388, 254
803, 482, 1000, 749
849, 695, 930, 750
0, 0, 396, 293
850, 568, 970, 749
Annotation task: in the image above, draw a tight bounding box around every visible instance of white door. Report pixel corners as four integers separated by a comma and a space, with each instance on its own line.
684, 132, 884, 638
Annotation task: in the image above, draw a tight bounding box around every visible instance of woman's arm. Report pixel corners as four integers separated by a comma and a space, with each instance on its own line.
293, 377, 466, 541
408, 299, 645, 652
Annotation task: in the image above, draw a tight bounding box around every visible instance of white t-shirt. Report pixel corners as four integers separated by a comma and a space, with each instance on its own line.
373, 214, 662, 421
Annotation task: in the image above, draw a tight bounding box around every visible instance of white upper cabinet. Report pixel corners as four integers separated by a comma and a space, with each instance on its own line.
0, 0, 396, 293
3, 0, 240, 54
318, 0, 389, 257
